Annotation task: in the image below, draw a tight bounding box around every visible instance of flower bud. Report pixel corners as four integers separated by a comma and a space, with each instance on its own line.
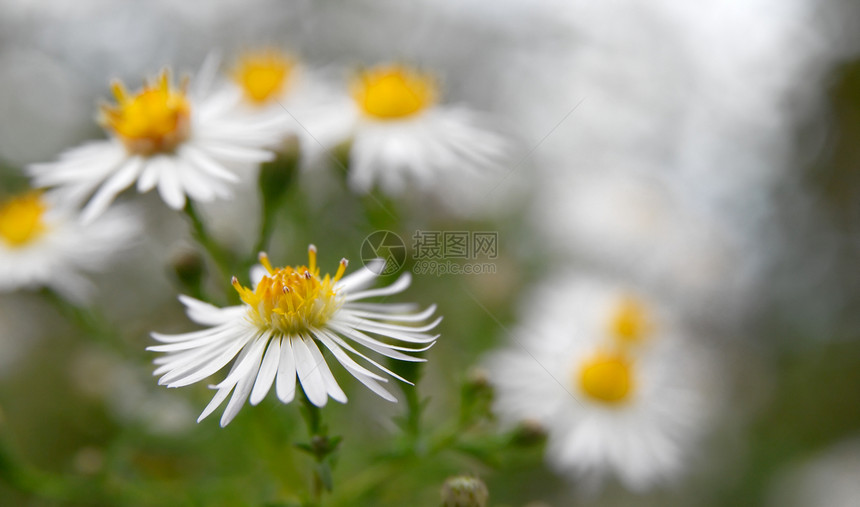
440, 475, 489, 507
171, 249, 205, 292
511, 418, 547, 447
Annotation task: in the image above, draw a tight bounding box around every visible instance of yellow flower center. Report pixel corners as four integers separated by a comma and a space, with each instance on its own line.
232, 246, 348, 334
0, 192, 48, 247
609, 296, 652, 345
577, 352, 635, 404
233, 50, 295, 104
99, 71, 191, 156
351, 64, 436, 120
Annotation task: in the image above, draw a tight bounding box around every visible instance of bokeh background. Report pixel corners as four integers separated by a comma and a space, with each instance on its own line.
1, 0, 859, 505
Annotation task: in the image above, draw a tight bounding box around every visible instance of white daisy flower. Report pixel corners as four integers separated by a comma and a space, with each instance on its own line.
322, 63, 508, 198
148, 245, 440, 427
485, 275, 711, 491
0, 190, 140, 302
223, 49, 347, 151
28, 58, 279, 223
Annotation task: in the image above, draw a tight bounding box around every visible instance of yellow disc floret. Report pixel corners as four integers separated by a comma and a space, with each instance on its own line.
99, 71, 191, 156
0, 192, 48, 247
233, 246, 348, 334
233, 50, 295, 104
609, 296, 653, 345
351, 64, 436, 120
577, 351, 635, 405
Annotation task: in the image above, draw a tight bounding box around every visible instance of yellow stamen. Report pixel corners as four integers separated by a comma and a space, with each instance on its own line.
308, 244, 317, 273
233, 50, 295, 104
577, 351, 635, 404
99, 70, 191, 156
351, 64, 436, 120
0, 192, 48, 247
235, 247, 347, 334
609, 296, 653, 345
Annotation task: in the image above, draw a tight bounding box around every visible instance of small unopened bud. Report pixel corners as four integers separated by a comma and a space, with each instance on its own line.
440, 475, 488, 507
171, 249, 205, 291
512, 418, 546, 446
466, 368, 490, 390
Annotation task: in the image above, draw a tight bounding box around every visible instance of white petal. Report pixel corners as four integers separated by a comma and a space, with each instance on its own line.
214, 335, 267, 389
342, 304, 437, 323
137, 156, 167, 192
148, 324, 244, 351
180, 144, 241, 182
335, 261, 383, 291
220, 349, 263, 427
193, 51, 221, 99
344, 272, 412, 301
80, 156, 143, 223
161, 331, 255, 387
343, 302, 419, 314
178, 295, 242, 326
197, 383, 234, 423
329, 320, 438, 345
313, 330, 386, 382
250, 265, 268, 287
343, 315, 442, 334
250, 337, 281, 405
292, 336, 328, 407
326, 324, 432, 361
196, 142, 275, 164
316, 332, 397, 403
157, 163, 187, 209
305, 336, 347, 404
276, 337, 297, 403
323, 331, 412, 385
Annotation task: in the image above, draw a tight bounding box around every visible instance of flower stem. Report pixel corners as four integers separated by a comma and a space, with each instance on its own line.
403, 384, 423, 442
297, 392, 341, 506
182, 201, 235, 299
253, 147, 297, 257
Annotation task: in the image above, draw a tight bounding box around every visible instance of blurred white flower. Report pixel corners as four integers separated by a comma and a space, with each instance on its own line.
220, 49, 347, 152
28, 57, 279, 222
318, 63, 508, 200
485, 274, 712, 491
0, 191, 140, 302
149, 245, 440, 427
767, 436, 860, 507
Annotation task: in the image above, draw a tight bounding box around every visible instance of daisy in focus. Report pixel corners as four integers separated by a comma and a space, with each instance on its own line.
485, 275, 712, 491
148, 245, 440, 427
28, 57, 280, 222
323, 63, 508, 198
0, 190, 139, 302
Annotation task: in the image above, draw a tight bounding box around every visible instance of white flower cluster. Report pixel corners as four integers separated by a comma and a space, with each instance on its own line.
3, 48, 509, 301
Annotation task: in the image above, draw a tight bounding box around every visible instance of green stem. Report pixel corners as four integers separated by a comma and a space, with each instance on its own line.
253, 205, 278, 258
403, 384, 422, 443
252, 146, 298, 261
182, 201, 235, 298
297, 393, 340, 506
